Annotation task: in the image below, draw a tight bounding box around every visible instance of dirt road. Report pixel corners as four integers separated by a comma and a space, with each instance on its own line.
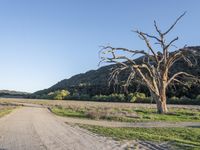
0, 106, 124, 150
1, 104, 197, 150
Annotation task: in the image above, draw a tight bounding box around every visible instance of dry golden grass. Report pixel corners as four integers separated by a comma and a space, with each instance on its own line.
1, 98, 200, 123
1, 98, 200, 110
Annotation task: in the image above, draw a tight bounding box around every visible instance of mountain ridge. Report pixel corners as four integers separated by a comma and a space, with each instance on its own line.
0, 90, 30, 97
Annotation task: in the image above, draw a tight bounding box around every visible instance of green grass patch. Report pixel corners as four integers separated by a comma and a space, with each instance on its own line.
51, 107, 87, 118
135, 108, 200, 122
79, 125, 200, 150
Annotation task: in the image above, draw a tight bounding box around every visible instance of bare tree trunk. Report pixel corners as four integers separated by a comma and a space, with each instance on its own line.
150, 90, 168, 114
156, 99, 168, 114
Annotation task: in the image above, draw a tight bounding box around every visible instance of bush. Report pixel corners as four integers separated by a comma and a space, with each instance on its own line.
180, 96, 190, 101
128, 92, 146, 102
170, 96, 179, 100
66, 93, 80, 100
92, 94, 125, 102
135, 97, 152, 103
85, 111, 102, 120
168, 96, 200, 105
92, 93, 148, 102
109, 94, 125, 102
48, 90, 70, 100
79, 94, 90, 100
65, 93, 91, 100
196, 95, 200, 100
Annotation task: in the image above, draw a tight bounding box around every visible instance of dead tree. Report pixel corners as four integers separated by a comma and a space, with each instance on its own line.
100, 12, 199, 114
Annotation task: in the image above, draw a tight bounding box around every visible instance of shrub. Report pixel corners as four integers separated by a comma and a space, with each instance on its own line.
170, 96, 179, 100
180, 96, 190, 101
128, 92, 146, 102
85, 110, 102, 120
196, 95, 200, 100
168, 96, 181, 104
65, 93, 91, 100
79, 94, 90, 100
168, 96, 200, 105
68, 93, 80, 100
135, 97, 152, 103
168, 97, 182, 104
48, 90, 70, 100
92, 94, 125, 102
109, 94, 125, 102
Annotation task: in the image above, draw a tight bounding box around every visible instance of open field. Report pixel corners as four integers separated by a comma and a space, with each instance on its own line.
1, 98, 200, 123
1, 98, 200, 109
2, 98, 199, 122
79, 125, 200, 150
51, 105, 200, 122
0, 98, 200, 150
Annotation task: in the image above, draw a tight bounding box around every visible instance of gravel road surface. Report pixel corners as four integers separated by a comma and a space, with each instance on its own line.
0, 106, 123, 150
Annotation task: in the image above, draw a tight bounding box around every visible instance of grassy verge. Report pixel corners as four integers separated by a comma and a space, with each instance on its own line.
51, 107, 87, 118
0, 107, 15, 117
79, 125, 200, 150
51, 106, 200, 122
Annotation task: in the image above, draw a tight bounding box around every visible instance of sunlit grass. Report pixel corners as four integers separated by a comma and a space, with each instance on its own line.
0, 107, 14, 117
79, 125, 200, 150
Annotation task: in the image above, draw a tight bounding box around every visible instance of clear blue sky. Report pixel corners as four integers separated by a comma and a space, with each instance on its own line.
0, 0, 199, 93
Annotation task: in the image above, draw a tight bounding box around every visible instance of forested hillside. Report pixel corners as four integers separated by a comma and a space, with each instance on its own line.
33, 46, 200, 99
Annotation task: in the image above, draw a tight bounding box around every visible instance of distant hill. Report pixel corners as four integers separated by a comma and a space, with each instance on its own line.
34, 65, 114, 96
34, 46, 200, 98
0, 90, 30, 98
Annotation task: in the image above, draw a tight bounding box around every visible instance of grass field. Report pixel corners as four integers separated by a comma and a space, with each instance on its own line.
1, 98, 200, 123
79, 125, 200, 150
1, 98, 200, 122
51, 105, 200, 122
1, 98, 200, 109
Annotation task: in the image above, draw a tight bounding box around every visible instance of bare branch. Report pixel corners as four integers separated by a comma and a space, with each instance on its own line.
101, 46, 149, 56
173, 79, 190, 87
167, 71, 197, 86
163, 12, 186, 35
135, 30, 159, 63
154, 20, 162, 36
138, 30, 161, 42
165, 37, 179, 50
